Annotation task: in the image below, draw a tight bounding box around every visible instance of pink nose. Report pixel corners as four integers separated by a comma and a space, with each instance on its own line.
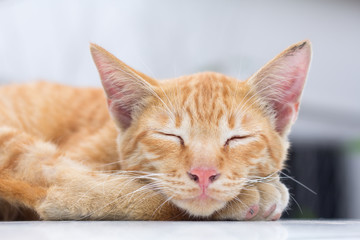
188, 168, 220, 189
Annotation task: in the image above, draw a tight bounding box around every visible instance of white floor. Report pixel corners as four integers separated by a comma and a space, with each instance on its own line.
1, 220, 359, 240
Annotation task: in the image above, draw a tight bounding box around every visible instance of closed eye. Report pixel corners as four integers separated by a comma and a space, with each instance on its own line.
224, 135, 251, 146
157, 132, 185, 146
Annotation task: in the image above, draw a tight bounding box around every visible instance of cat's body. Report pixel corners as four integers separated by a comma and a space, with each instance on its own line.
0, 41, 311, 221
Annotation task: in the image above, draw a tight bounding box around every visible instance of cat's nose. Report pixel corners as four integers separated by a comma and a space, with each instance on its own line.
187, 168, 220, 188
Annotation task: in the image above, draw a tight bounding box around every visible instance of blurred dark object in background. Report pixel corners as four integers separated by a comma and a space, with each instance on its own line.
283, 142, 350, 219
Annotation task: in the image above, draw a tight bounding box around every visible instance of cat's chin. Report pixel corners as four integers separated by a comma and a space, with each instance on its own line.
171, 197, 226, 217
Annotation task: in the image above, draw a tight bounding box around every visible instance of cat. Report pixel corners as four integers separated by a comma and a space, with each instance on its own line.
0, 40, 311, 221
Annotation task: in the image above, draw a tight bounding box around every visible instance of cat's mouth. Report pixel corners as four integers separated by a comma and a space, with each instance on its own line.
171, 196, 227, 217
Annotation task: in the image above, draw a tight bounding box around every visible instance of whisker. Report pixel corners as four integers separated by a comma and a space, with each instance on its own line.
280, 171, 317, 195
288, 193, 303, 215
81, 182, 158, 220
232, 196, 250, 210
151, 195, 174, 217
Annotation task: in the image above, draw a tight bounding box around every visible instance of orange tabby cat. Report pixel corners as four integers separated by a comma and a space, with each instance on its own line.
0, 40, 311, 221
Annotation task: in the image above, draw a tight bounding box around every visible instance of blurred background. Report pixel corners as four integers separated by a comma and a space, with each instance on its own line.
0, 0, 359, 219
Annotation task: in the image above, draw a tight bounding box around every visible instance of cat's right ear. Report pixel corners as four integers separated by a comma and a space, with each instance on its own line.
90, 43, 158, 130
246, 40, 312, 137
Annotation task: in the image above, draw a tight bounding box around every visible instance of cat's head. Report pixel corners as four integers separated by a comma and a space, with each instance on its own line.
90, 41, 311, 217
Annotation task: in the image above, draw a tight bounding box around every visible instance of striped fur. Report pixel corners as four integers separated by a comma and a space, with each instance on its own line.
0, 40, 311, 220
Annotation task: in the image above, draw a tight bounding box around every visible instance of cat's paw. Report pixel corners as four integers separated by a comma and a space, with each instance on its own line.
213, 177, 289, 221
36, 186, 86, 220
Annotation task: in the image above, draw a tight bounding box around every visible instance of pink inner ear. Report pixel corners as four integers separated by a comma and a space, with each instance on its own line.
282, 64, 308, 103
91, 50, 144, 129
96, 61, 120, 99
274, 103, 299, 133
273, 69, 306, 133
268, 47, 311, 134
108, 100, 132, 129
104, 81, 139, 129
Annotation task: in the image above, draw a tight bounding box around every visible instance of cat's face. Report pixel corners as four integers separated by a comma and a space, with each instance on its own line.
118, 73, 286, 216
90, 41, 311, 216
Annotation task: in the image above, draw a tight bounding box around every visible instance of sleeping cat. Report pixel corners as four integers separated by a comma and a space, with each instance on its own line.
0, 40, 311, 221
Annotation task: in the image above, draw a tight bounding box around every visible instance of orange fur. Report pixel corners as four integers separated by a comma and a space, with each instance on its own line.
0, 40, 311, 220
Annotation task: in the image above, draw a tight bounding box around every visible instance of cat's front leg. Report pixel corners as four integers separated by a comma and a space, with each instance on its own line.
213, 177, 289, 221
36, 171, 187, 220
0, 127, 185, 220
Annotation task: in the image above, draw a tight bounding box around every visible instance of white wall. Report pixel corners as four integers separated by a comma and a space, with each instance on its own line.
0, 0, 359, 141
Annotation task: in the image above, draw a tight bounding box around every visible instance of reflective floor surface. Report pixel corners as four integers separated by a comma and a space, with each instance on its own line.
0, 220, 359, 240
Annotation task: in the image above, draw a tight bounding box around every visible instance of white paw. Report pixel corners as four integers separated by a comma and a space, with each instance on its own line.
213, 177, 289, 221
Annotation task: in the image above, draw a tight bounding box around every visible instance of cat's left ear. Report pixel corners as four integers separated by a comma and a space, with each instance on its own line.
90, 43, 159, 130
247, 40, 312, 137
